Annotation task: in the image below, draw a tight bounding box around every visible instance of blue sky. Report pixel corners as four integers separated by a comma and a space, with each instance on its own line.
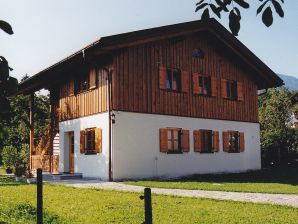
1, 0, 298, 81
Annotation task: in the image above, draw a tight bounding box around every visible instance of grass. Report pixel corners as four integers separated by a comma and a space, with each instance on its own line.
125, 167, 298, 194
0, 176, 298, 223
0, 166, 6, 174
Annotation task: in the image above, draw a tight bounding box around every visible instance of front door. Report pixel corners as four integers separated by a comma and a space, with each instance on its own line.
69, 132, 74, 173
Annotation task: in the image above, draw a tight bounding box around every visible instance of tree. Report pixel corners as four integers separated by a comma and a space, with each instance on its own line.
0, 20, 18, 144
259, 87, 298, 167
195, 0, 285, 36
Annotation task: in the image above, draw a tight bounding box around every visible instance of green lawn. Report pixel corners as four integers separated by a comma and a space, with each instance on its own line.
125, 167, 298, 194
0, 176, 298, 223
0, 166, 6, 174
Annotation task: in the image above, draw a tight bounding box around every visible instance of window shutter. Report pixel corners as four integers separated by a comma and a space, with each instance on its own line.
223, 131, 230, 152
212, 131, 219, 152
221, 79, 228, 99
211, 77, 217, 97
69, 80, 74, 96
237, 81, 244, 101
159, 67, 167, 90
80, 130, 85, 154
193, 73, 200, 94
239, 132, 245, 152
182, 129, 190, 152
159, 128, 168, 153
95, 128, 102, 153
181, 71, 189, 93
89, 68, 97, 89
193, 130, 202, 152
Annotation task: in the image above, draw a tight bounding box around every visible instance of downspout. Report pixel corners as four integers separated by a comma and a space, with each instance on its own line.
103, 67, 113, 181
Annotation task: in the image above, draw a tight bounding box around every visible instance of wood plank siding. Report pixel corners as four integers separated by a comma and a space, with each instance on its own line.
111, 33, 258, 122
58, 69, 109, 121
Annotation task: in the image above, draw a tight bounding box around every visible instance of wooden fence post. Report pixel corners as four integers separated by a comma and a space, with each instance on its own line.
140, 187, 153, 224
37, 168, 43, 224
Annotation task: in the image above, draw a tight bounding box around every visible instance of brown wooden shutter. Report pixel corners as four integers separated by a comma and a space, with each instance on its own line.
223, 131, 230, 152
80, 130, 85, 153
95, 128, 102, 153
239, 132, 245, 152
89, 68, 97, 89
159, 128, 168, 153
211, 77, 217, 97
237, 81, 244, 101
193, 130, 202, 152
181, 70, 189, 93
159, 67, 167, 90
221, 79, 228, 99
193, 73, 200, 94
212, 131, 219, 152
182, 129, 190, 152
69, 80, 74, 96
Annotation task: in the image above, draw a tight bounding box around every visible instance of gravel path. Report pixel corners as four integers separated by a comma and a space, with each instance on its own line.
48, 179, 298, 208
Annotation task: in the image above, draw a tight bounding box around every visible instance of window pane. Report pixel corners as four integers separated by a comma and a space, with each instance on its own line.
173, 130, 178, 140
172, 71, 178, 90
166, 69, 172, 90
167, 130, 172, 140
173, 140, 179, 151
168, 140, 172, 150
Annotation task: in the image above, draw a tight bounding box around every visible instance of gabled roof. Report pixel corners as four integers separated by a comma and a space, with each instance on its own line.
17, 19, 283, 94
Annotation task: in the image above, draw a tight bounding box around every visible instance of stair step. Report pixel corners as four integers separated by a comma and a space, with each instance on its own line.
43, 173, 83, 180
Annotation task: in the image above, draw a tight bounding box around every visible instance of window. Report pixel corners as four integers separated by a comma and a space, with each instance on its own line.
166, 68, 181, 91
194, 130, 219, 153
159, 67, 189, 93
201, 130, 213, 153
160, 128, 189, 153
198, 76, 211, 96
75, 71, 89, 94
193, 73, 217, 97
226, 80, 237, 100
85, 128, 96, 153
80, 128, 102, 154
167, 129, 181, 153
223, 131, 245, 153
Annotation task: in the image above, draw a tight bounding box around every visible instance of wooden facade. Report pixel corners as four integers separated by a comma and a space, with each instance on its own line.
111, 33, 258, 123
55, 33, 259, 123
58, 68, 109, 121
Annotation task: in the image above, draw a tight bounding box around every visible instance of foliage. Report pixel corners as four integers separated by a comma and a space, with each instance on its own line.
0, 20, 18, 147
1, 144, 30, 176
1, 178, 298, 223
1, 146, 18, 168
259, 87, 298, 166
126, 167, 298, 194
195, 0, 285, 36
0, 91, 50, 165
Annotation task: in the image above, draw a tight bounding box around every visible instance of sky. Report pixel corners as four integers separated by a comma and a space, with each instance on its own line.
0, 0, 298, 82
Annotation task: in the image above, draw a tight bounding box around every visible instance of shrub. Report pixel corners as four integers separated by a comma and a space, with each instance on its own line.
1, 145, 18, 169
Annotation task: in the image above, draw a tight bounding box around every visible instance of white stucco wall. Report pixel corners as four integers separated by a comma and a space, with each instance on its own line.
112, 111, 261, 180
59, 113, 109, 179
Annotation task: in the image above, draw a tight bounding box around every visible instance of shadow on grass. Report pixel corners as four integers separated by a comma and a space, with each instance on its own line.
0, 177, 25, 187
0, 203, 64, 224
159, 167, 298, 186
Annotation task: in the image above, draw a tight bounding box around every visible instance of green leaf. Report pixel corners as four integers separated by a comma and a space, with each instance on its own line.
0, 56, 9, 81
201, 8, 210, 21
6, 77, 18, 95
0, 20, 13, 35
210, 4, 221, 18
262, 6, 273, 27
233, 0, 249, 9
257, 0, 269, 15
196, 0, 205, 6
195, 3, 208, 12
229, 10, 241, 36
272, 0, 284, 17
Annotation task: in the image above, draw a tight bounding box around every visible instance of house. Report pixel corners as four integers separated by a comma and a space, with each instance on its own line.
17, 19, 283, 181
